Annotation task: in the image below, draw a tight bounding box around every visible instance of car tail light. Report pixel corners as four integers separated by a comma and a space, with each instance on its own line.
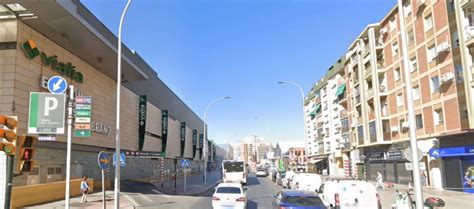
335, 193, 340, 207
278, 205, 287, 209
376, 193, 382, 209
236, 197, 246, 202
212, 196, 220, 201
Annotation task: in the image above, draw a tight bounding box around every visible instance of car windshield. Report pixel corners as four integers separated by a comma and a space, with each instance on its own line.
224, 162, 244, 172
283, 196, 324, 206
216, 187, 241, 194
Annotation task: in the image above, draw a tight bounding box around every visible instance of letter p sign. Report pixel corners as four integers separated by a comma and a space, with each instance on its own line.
44, 97, 58, 116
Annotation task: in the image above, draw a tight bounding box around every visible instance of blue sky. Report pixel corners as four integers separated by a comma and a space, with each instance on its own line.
82, 0, 395, 148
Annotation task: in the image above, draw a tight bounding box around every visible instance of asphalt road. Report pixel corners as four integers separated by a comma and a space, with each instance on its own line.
123, 173, 281, 209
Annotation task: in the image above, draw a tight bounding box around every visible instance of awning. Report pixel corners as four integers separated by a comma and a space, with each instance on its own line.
429, 146, 474, 158
308, 110, 316, 117
309, 159, 324, 164
335, 83, 346, 97
308, 104, 321, 117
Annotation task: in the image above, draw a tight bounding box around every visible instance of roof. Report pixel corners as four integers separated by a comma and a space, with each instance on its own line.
217, 182, 243, 187
281, 189, 319, 197
304, 56, 346, 105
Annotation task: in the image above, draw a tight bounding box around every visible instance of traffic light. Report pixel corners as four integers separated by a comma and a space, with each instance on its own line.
0, 115, 17, 155
18, 135, 37, 173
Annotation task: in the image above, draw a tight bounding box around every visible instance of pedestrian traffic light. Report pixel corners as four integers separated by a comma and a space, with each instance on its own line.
18, 135, 37, 173
0, 115, 17, 156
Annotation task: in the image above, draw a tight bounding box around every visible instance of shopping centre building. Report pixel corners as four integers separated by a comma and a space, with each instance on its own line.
0, 0, 216, 194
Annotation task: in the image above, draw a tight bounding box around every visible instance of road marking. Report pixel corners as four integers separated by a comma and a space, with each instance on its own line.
152, 188, 170, 198
139, 193, 153, 202
124, 194, 141, 207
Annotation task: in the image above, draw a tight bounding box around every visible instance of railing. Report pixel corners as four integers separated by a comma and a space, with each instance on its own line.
340, 110, 348, 118
341, 125, 350, 133
368, 112, 375, 120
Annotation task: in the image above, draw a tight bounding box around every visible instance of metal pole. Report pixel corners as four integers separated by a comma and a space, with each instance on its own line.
184, 167, 187, 193
65, 85, 74, 209
396, 1, 423, 208
277, 81, 307, 170
102, 169, 106, 209
4, 155, 13, 209
203, 96, 230, 185
115, 1, 132, 209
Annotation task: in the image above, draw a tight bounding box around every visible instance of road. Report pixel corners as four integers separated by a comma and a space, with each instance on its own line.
124, 173, 280, 209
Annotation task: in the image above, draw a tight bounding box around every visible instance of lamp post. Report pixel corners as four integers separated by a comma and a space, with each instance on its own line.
114, 1, 132, 209
397, 0, 423, 208
277, 81, 308, 171
203, 96, 231, 185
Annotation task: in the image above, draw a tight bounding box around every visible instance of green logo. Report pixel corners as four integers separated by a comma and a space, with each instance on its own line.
21, 40, 84, 83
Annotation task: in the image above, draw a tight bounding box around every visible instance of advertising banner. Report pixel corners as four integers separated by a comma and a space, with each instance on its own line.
161, 110, 168, 152
138, 95, 147, 151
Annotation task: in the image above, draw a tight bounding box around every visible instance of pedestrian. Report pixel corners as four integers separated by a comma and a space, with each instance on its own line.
375, 172, 384, 189
80, 176, 90, 203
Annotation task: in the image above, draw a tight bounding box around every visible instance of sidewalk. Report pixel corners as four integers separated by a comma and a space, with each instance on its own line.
149, 170, 222, 195
23, 191, 134, 209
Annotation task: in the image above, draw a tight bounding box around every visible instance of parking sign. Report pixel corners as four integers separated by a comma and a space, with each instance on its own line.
28, 92, 66, 134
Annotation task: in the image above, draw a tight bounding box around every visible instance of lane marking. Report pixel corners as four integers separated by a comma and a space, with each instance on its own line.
152, 188, 170, 198
139, 193, 153, 202
124, 194, 140, 207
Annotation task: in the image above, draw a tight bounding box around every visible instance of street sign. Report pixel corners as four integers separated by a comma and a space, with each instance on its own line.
97, 151, 109, 170
47, 76, 67, 94
404, 147, 423, 162
38, 134, 56, 141
28, 92, 66, 134
113, 153, 125, 167
181, 159, 190, 168
405, 162, 426, 171
74, 96, 92, 138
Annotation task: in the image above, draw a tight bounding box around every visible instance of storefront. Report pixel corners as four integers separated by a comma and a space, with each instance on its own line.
362, 146, 414, 184
0, 1, 207, 188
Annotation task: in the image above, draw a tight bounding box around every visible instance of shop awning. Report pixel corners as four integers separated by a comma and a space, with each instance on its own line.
429, 146, 474, 158
309, 159, 324, 164
308, 110, 316, 117
335, 83, 346, 97
308, 104, 321, 117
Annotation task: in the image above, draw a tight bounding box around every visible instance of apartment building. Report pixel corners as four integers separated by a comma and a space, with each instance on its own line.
305, 0, 474, 191
287, 147, 306, 172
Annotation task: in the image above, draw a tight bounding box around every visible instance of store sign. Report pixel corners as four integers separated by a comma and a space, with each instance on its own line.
91, 121, 111, 135
180, 122, 186, 157
138, 95, 147, 151
161, 110, 168, 152
367, 152, 385, 161
74, 96, 92, 137
21, 39, 84, 83
192, 130, 197, 159
386, 150, 404, 160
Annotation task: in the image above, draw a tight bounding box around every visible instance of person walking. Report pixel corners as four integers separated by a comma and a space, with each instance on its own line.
375, 172, 384, 189
80, 176, 90, 203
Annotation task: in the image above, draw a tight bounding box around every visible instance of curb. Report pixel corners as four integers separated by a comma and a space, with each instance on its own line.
151, 179, 222, 196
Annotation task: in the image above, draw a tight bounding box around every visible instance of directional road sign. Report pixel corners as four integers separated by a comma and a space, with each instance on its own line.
74, 96, 92, 138
28, 92, 66, 134
47, 76, 68, 94
113, 153, 126, 167
98, 151, 109, 170
181, 159, 190, 168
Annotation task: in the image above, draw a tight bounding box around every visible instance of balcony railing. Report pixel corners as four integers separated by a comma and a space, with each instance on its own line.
340, 110, 348, 118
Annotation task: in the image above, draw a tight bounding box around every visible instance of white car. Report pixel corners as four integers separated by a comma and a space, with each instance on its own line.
291, 173, 322, 192
256, 169, 267, 177
318, 178, 381, 209
212, 183, 248, 209
282, 171, 296, 189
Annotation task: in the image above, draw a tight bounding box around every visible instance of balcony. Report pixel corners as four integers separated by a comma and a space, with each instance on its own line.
383, 132, 391, 141
462, 0, 474, 9
377, 60, 385, 71
366, 90, 374, 99
379, 85, 388, 96
365, 67, 372, 78
363, 45, 371, 56
355, 95, 361, 104
466, 25, 474, 48
368, 112, 375, 121
339, 110, 348, 118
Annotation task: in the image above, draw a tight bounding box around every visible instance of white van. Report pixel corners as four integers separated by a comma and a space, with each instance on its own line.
222, 160, 247, 185
291, 173, 322, 192
318, 178, 381, 209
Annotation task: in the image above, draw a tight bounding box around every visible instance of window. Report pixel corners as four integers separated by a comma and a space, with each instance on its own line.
397, 93, 403, 107
394, 67, 401, 81
369, 121, 376, 143
55, 167, 62, 175
415, 114, 423, 129
47, 167, 55, 175
452, 31, 459, 48
431, 76, 440, 93
434, 108, 444, 125
460, 102, 468, 119
392, 41, 399, 56
424, 14, 433, 32
455, 65, 464, 84
448, 0, 455, 13
389, 16, 397, 31
412, 85, 420, 100
427, 44, 437, 62
408, 29, 415, 45
403, 1, 412, 17
410, 57, 417, 72
357, 125, 364, 145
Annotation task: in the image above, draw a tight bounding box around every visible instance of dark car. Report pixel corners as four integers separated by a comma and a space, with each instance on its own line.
272, 190, 327, 209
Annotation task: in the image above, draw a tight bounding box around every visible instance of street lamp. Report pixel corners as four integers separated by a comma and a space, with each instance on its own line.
253, 117, 270, 142
203, 96, 231, 185
115, 1, 132, 209
277, 81, 308, 170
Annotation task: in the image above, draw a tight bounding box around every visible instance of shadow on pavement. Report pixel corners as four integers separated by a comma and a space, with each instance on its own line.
246, 176, 260, 186
247, 200, 258, 209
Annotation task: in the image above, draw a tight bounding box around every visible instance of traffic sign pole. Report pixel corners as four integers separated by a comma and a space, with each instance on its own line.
184, 167, 187, 193
102, 169, 106, 209
65, 85, 74, 209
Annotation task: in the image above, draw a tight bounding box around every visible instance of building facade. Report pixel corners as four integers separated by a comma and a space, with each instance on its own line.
0, 2, 213, 203
304, 0, 474, 192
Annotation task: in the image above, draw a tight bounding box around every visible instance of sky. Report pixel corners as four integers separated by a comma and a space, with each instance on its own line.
82, 0, 395, 149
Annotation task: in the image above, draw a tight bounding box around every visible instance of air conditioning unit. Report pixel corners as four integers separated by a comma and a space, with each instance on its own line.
417, 0, 427, 6
436, 42, 450, 54
440, 72, 454, 84
391, 126, 399, 132
402, 122, 409, 129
